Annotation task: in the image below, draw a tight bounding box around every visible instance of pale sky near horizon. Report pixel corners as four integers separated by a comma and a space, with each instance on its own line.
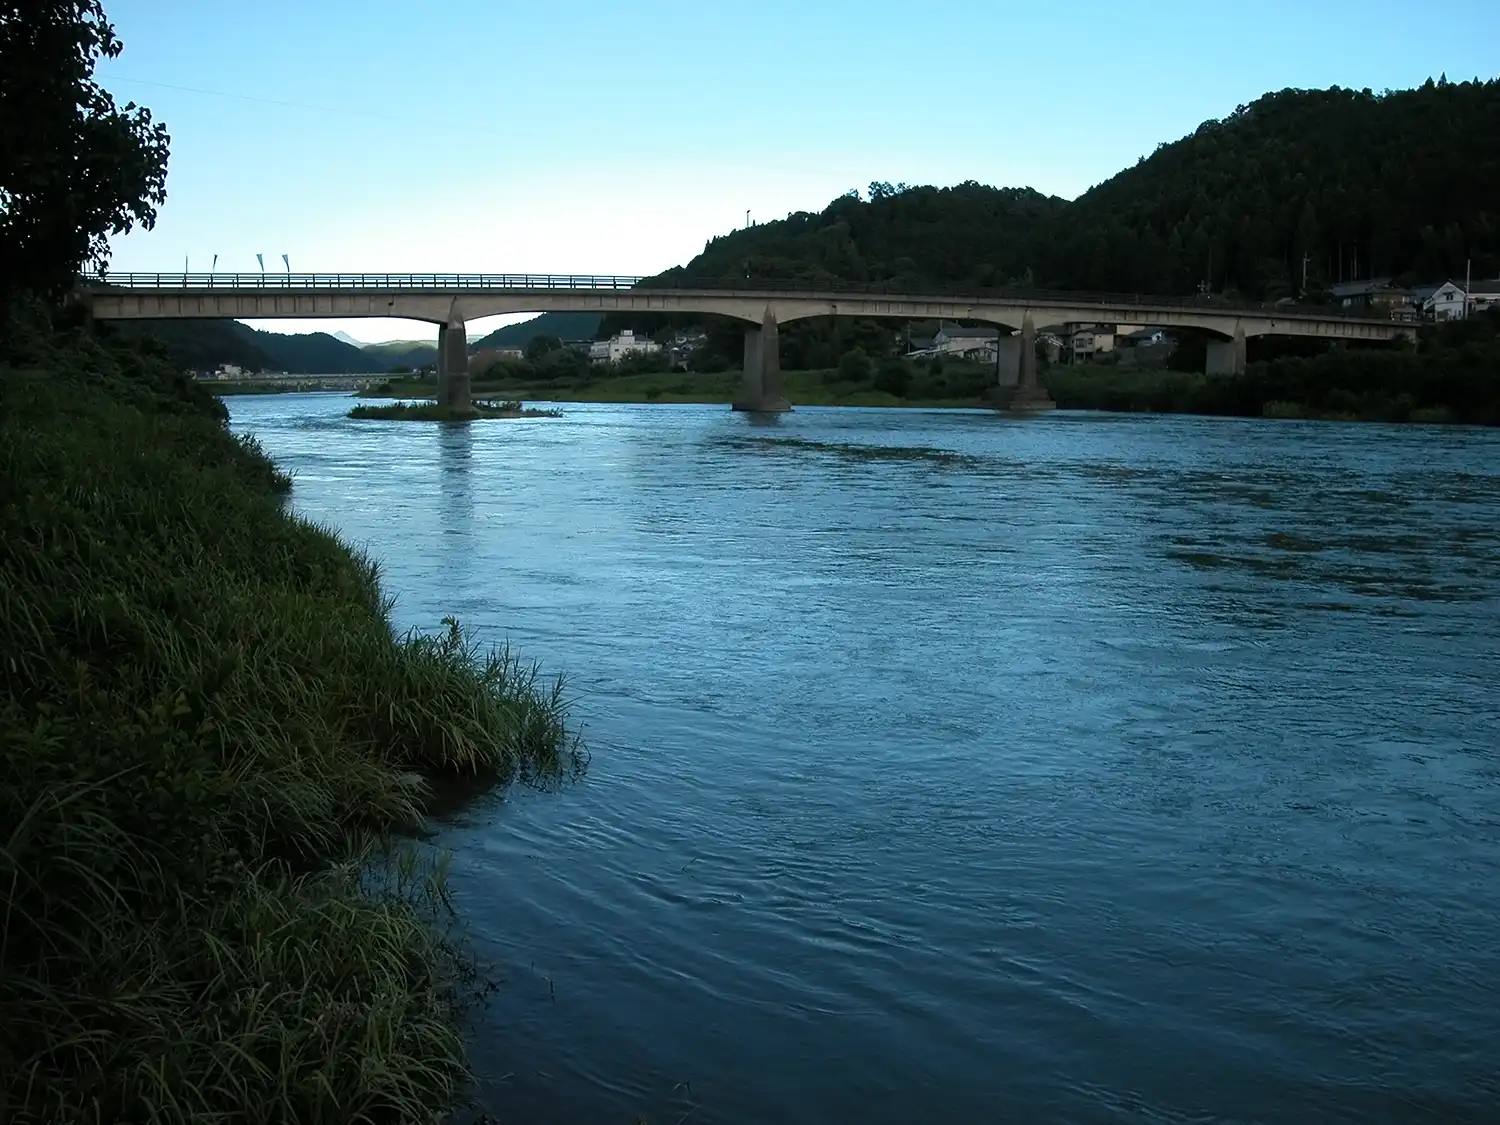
96, 1, 1498, 343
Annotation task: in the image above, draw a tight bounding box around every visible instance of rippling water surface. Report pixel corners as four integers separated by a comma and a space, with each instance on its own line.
230, 395, 1500, 1125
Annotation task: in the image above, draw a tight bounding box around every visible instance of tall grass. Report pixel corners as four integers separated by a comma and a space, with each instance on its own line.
0, 311, 580, 1123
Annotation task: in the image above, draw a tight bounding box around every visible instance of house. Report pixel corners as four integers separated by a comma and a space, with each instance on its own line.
1122, 327, 1168, 347
1330, 278, 1401, 309
666, 330, 707, 366
1467, 280, 1500, 315
1329, 278, 1421, 319
905, 323, 1000, 362
588, 329, 663, 364
931, 322, 1002, 361
1422, 281, 1469, 321
1060, 323, 1114, 362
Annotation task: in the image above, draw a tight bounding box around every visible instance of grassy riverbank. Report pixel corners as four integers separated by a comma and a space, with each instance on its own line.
350, 399, 563, 420
0, 315, 579, 1123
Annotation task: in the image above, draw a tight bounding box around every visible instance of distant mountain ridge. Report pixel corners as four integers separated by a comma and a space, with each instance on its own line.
117, 314, 601, 374
112, 319, 384, 374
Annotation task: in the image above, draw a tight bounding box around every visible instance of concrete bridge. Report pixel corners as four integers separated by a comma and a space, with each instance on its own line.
80, 272, 1406, 414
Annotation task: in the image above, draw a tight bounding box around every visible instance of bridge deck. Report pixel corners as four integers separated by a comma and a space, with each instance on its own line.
78, 273, 1405, 340
81, 272, 1394, 321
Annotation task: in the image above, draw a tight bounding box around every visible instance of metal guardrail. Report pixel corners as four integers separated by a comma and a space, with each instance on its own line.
82, 272, 648, 291
79, 272, 1395, 322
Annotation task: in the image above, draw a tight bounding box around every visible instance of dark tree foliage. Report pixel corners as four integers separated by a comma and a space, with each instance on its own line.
664, 181, 1063, 291
524, 333, 564, 361
1042, 81, 1500, 296
627, 80, 1499, 305
0, 1, 170, 302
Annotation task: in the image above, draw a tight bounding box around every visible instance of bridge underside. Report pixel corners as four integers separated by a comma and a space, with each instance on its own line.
84, 287, 1404, 342
83, 285, 1403, 414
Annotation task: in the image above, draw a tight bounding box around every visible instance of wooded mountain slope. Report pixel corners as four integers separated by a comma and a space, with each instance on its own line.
651, 79, 1499, 301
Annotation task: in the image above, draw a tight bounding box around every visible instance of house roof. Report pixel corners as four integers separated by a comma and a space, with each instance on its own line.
1329, 277, 1395, 298
1419, 280, 1476, 304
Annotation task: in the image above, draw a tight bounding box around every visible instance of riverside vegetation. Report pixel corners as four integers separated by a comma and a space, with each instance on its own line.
358, 312, 1500, 424
0, 308, 581, 1123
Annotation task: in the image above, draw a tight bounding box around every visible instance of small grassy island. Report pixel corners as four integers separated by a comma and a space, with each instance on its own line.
349, 398, 563, 421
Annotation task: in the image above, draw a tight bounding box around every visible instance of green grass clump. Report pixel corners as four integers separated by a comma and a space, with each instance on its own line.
0, 313, 580, 1123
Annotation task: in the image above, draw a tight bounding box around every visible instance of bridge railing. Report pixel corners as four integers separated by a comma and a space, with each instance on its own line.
81, 272, 649, 291
79, 272, 1396, 322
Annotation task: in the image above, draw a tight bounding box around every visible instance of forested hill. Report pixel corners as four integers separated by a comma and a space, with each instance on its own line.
655, 184, 1067, 292
650, 78, 1499, 301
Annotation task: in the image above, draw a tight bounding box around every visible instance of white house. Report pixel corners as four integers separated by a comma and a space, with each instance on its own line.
589, 329, 663, 364
1061, 324, 1114, 362
1423, 281, 1469, 321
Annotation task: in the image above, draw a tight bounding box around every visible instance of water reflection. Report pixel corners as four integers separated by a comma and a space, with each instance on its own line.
436, 423, 475, 578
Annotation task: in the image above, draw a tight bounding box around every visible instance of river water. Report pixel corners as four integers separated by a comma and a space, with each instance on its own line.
229, 395, 1500, 1125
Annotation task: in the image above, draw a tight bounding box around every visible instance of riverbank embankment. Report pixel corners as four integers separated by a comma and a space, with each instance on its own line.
0, 313, 579, 1122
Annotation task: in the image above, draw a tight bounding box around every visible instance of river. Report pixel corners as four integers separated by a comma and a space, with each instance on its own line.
229, 394, 1500, 1125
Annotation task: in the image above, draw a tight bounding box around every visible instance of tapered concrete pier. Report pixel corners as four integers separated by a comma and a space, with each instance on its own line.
1205, 323, 1248, 376
732, 306, 791, 413
1004, 312, 1055, 412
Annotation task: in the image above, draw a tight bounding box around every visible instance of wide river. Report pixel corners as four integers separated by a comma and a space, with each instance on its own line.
230, 395, 1500, 1125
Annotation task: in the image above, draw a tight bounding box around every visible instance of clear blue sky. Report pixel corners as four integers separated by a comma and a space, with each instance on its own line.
96, 0, 1499, 342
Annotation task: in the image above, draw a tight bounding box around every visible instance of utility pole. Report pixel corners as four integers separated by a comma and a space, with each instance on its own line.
1465, 257, 1472, 319
1301, 252, 1310, 295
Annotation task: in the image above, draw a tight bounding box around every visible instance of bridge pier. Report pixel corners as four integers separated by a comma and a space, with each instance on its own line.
437, 309, 471, 413
732, 306, 791, 413
1205, 324, 1248, 377
993, 335, 1021, 387
1003, 313, 1055, 412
